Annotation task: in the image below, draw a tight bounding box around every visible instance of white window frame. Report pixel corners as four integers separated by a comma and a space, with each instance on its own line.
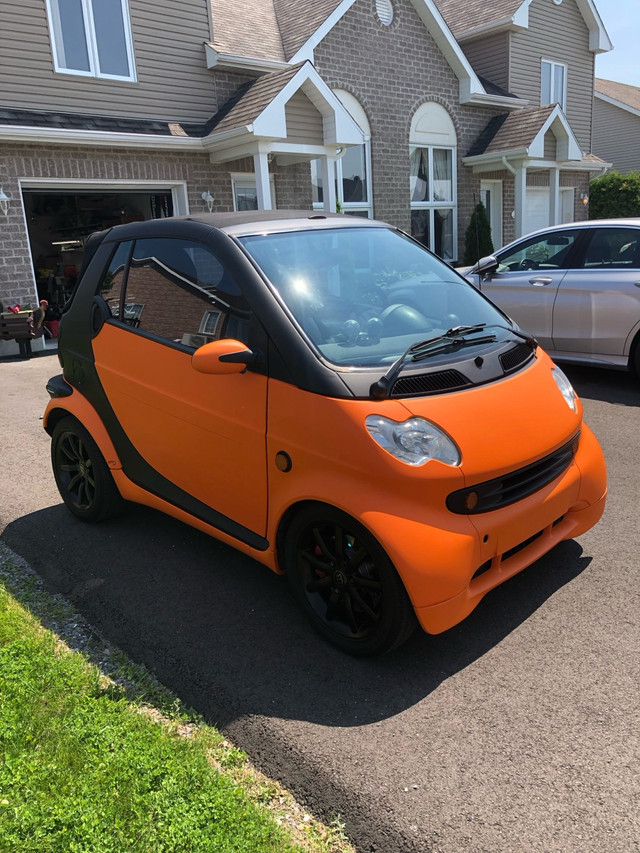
231, 174, 276, 212
541, 59, 567, 112
480, 180, 503, 251
409, 145, 458, 262
312, 90, 373, 218
46, 0, 137, 82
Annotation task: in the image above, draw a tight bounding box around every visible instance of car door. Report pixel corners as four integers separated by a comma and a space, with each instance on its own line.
552, 225, 640, 356
91, 235, 269, 541
476, 228, 583, 349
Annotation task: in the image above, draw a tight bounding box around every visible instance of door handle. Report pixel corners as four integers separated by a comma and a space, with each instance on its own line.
529, 277, 553, 286
634, 281, 640, 288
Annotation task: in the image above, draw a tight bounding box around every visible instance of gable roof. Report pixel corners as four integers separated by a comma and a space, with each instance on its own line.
274, 0, 346, 61
207, 0, 525, 109
595, 78, 640, 116
435, 0, 612, 52
465, 103, 583, 161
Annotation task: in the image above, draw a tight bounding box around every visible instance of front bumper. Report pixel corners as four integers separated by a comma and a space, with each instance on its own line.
363, 424, 607, 635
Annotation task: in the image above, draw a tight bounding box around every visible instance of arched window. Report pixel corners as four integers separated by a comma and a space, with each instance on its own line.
312, 90, 373, 218
409, 102, 457, 261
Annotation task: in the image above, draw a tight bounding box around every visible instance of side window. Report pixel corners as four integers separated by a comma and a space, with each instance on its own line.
496, 230, 580, 272
97, 240, 132, 319
581, 228, 640, 269
122, 238, 252, 348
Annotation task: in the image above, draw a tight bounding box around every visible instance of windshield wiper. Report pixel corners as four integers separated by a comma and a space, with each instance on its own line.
369, 324, 497, 399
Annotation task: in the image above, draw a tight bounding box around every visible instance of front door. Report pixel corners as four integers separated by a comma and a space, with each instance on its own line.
479, 227, 583, 348
91, 235, 269, 540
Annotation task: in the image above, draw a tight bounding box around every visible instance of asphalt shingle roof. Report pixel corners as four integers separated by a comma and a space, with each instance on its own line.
595, 77, 640, 112
209, 0, 345, 62
435, 0, 524, 37
202, 64, 303, 134
466, 104, 555, 156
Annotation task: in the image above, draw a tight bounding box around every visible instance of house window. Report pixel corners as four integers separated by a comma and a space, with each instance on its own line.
541, 60, 566, 111
409, 103, 457, 262
231, 174, 276, 211
311, 90, 373, 218
46, 0, 136, 81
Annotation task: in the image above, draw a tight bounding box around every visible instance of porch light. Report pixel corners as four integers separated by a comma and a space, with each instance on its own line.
0, 188, 9, 216
201, 191, 215, 212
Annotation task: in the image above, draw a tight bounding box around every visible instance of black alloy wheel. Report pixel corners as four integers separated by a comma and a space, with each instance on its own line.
51, 416, 124, 523
284, 505, 416, 656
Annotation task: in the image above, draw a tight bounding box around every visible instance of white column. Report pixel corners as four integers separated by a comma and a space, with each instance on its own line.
549, 167, 560, 225
321, 156, 338, 213
514, 164, 527, 238
253, 150, 272, 210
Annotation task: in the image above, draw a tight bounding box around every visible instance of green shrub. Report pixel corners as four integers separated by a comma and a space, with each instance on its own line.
589, 170, 640, 219
463, 202, 494, 266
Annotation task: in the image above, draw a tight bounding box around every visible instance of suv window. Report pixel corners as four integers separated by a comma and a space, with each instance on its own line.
496, 229, 580, 272
97, 237, 252, 348
580, 228, 640, 269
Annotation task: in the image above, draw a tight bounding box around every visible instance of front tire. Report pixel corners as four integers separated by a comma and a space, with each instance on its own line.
283, 505, 416, 656
51, 416, 124, 523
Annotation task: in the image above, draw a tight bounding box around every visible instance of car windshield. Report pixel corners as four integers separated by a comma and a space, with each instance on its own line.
239, 226, 508, 367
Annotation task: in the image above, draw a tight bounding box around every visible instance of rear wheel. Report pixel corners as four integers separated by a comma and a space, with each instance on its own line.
283, 505, 416, 656
51, 416, 124, 523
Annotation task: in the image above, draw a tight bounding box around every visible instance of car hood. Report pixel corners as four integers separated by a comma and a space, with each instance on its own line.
394, 351, 581, 484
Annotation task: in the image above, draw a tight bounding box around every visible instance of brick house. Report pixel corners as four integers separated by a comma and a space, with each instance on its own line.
593, 78, 640, 174
0, 0, 612, 354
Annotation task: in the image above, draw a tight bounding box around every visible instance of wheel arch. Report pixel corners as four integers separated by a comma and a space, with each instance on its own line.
628, 323, 640, 375
44, 396, 122, 470
275, 499, 336, 573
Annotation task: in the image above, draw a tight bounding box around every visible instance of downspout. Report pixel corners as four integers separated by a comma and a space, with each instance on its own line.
501, 156, 516, 175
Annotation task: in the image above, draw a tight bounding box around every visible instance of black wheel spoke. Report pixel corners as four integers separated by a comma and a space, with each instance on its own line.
299, 548, 331, 574
306, 575, 332, 593
312, 527, 334, 562
351, 575, 382, 591
350, 588, 380, 623
345, 545, 368, 570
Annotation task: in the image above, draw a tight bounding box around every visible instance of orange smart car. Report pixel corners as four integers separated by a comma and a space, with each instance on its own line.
44, 211, 607, 655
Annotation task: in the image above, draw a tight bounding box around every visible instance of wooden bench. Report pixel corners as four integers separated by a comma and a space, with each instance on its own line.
0, 313, 34, 342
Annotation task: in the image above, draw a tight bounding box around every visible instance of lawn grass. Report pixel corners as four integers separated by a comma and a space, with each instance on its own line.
0, 552, 353, 853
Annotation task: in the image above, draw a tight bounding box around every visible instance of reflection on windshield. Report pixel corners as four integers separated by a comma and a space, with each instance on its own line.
239, 226, 507, 367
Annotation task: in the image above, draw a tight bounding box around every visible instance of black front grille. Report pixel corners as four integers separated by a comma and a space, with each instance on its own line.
391, 369, 471, 397
500, 343, 534, 373
446, 432, 580, 514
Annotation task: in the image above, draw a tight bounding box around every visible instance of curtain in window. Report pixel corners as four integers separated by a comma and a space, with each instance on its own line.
410, 149, 429, 202
433, 149, 452, 203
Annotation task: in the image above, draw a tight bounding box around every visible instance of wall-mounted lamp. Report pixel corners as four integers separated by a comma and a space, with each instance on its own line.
201, 191, 215, 213
581, 193, 589, 206
0, 188, 9, 216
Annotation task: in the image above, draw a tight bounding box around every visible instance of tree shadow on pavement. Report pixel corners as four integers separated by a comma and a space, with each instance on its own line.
2, 502, 591, 730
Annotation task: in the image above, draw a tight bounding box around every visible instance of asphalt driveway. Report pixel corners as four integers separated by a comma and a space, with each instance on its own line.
1, 350, 638, 852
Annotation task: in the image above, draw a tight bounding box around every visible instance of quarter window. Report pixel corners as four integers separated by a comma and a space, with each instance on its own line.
96, 238, 252, 348
541, 60, 566, 111
46, 0, 136, 80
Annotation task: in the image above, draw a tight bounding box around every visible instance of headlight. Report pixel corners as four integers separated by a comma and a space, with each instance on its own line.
551, 366, 578, 413
365, 415, 461, 467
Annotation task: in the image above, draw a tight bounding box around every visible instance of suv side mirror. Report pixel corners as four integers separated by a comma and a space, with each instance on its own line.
192, 339, 260, 375
471, 255, 499, 277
